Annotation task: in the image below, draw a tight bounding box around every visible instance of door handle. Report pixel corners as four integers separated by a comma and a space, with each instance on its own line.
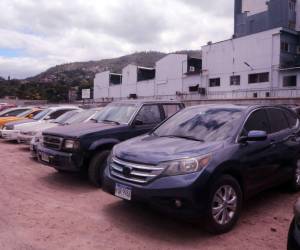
270, 140, 277, 147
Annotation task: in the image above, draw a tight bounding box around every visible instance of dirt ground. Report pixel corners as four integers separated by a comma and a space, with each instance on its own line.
0, 141, 299, 250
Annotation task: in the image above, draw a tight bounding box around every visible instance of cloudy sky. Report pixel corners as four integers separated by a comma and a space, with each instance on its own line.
0, 0, 234, 79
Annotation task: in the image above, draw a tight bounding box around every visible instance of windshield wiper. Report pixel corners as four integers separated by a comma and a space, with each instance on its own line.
162, 135, 205, 142
102, 119, 120, 125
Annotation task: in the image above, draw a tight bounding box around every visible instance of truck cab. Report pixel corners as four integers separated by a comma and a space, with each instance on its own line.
37, 100, 184, 186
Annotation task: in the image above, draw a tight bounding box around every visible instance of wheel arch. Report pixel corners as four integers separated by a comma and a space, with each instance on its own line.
209, 161, 245, 199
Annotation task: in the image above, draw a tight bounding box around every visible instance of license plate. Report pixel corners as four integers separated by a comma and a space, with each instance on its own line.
41, 152, 50, 163
115, 183, 132, 201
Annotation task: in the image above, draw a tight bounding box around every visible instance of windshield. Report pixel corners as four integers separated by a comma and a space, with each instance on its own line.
0, 108, 29, 117
32, 108, 51, 120
154, 107, 243, 142
64, 109, 98, 125
16, 109, 34, 118
96, 104, 137, 124
53, 110, 80, 124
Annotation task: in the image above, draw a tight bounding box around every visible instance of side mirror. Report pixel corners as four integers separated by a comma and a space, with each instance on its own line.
44, 115, 51, 121
133, 119, 144, 126
239, 130, 267, 143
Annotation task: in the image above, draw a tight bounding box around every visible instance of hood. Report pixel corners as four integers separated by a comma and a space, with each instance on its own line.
0, 117, 23, 126
43, 122, 127, 138
4, 119, 34, 128
20, 122, 58, 133
14, 120, 44, 130
115, 134, 224, 165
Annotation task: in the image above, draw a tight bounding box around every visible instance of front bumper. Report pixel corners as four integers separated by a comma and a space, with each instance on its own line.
1, 130, 19, 141
18, 134, 34, 145
37, 145, 84, 172
102, 166, 210, 218
30, 140, 38, 158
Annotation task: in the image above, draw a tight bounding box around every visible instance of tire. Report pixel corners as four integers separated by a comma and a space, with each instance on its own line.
290, 159, 300, 192
88, 150, 111, 187
55, 169, 69, 174
204, 175, 243, 234
287, 218, 299, 250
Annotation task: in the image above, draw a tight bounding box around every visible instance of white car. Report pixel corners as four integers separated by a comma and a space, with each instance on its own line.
30, 108, 103, 157
18, 109, 81, 144
1, 106, 80, 141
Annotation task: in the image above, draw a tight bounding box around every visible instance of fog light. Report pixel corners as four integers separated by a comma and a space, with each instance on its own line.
174, 199, 182, 208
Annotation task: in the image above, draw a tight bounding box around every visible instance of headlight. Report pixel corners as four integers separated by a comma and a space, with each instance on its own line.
160, 154, 211, 176
64, 139, 80, 150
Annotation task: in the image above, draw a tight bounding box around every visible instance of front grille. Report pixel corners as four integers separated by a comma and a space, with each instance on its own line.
43, 135, 63, 150
4, 125, 13, 130
110, 157, 164, 184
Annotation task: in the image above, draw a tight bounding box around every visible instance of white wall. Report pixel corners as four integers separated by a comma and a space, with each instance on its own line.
202, 28, 281, 93
121, 65, 137, 98
155, 54, 187, 96
109, 85, 122, 98
93, 71, 110, 99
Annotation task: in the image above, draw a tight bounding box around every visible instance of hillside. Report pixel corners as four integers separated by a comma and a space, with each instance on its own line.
0, 50, 201, 102
25, 50, 201, 84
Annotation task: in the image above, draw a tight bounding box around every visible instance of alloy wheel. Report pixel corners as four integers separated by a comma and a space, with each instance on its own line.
212, 185, 237, 225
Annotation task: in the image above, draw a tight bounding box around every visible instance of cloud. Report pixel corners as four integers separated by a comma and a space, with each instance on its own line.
0, 0, 234, 79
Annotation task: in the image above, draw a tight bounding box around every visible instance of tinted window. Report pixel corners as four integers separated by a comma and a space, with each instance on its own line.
135, 105, 162, 125
33, 109, 51, 120
49, 109, 73, 119
163, 104, 181, 118
284, 109, 298, 128
155, 107, 243, 142
65, 109, 97, 124
2, 108, 29, 117
267, 108, 289, 133
243, 109, 270, 134
53, 110, 80, 124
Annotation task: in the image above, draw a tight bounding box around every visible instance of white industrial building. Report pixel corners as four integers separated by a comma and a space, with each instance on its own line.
94, 54, 202, 100
94, 0, 300, 101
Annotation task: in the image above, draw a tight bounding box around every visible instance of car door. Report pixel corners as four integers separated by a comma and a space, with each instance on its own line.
238, 108, 279, 193
129, 104, 164, 137
265, 107, 297, 182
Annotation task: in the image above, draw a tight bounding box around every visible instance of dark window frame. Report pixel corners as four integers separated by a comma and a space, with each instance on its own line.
248, 72, 269, 84
283, 75, 297, 87
230, 75, 241, 86
209, 78, 221, 87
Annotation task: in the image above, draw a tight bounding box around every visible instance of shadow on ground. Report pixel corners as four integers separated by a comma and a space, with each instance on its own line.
39, 171, 97, 193
101, 185, 297, 243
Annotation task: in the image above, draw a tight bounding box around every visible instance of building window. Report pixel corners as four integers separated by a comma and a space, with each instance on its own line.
248, 72, 269, 84
209, 78, 221, 87
281, 41, 290, 53
230, 75, 240, 86
283, 75, 297, 87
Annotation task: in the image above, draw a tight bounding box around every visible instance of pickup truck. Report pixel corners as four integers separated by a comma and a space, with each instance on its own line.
37, 100, 184, 186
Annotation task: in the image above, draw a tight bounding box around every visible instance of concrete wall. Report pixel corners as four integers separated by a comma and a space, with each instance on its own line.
94, 71, 110, 99
202, 28, 281, 93
235, 0, 294, 38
